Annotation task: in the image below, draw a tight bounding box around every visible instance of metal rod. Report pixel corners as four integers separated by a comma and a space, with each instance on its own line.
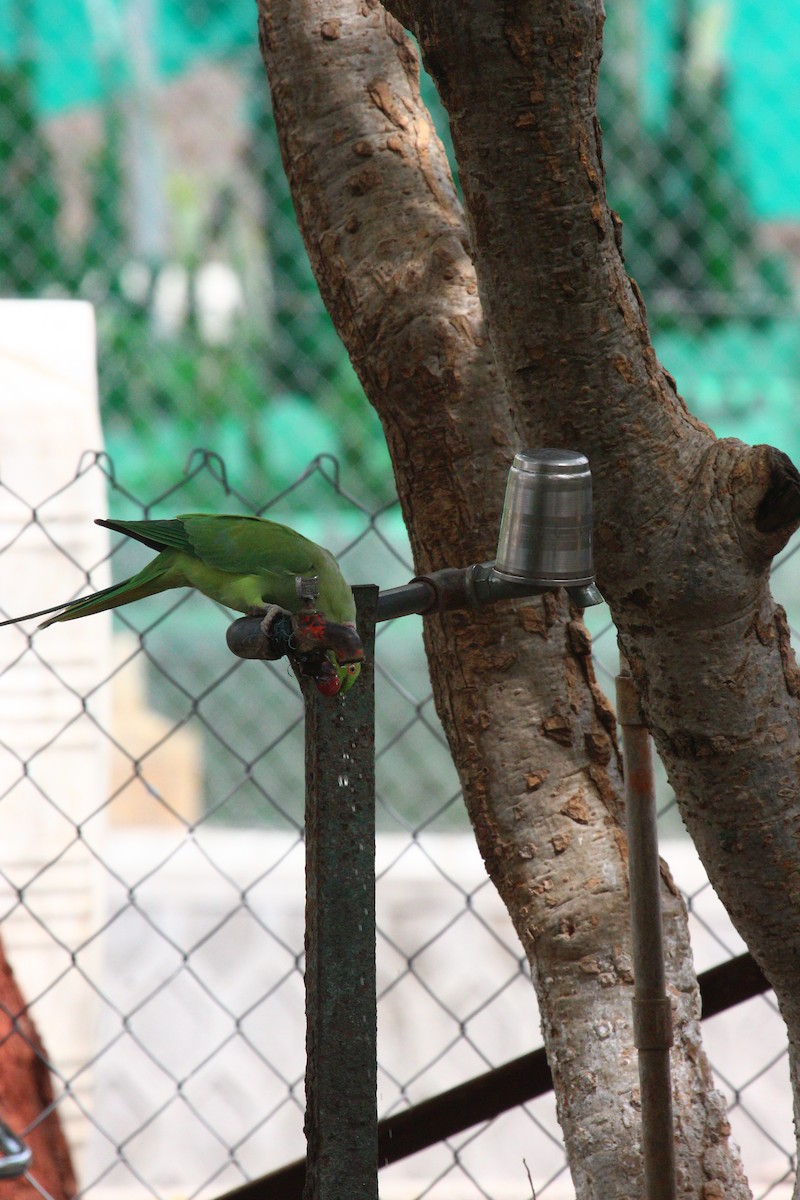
302, 585, 379, 1200
616, 658, 677, 1200
226, 567, 603, 659
373, 564, 600, 625
375, 579, 436, 621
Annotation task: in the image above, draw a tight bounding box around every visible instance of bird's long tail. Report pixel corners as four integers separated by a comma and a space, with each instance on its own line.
0, 558, 175, 629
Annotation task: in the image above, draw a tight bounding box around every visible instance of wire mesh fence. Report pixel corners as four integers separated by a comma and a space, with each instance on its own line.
0, 449, 797, 1200
2, 0, 800, 1196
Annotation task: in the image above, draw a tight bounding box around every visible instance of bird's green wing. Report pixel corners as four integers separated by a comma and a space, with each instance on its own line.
1, 516, 355, 630
100, 515, 321, 574
176, 515, 356, 622
98, 514, 355, 622
96, 518, 193, 554
178, 514, 322, 576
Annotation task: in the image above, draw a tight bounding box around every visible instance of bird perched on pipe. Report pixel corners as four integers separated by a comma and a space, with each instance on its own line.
0, 514, 363, 696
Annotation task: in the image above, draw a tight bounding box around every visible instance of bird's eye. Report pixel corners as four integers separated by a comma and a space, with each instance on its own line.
347, 664, 359, 675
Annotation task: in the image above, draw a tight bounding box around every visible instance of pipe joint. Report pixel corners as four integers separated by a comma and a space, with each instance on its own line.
633, 997, 674, 1051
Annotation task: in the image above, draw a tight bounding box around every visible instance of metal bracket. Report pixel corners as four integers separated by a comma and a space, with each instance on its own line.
0, 1120, 31, 1179
375, 563, 604, 623
296, 576, 320, 608
632, 997, 674, 1051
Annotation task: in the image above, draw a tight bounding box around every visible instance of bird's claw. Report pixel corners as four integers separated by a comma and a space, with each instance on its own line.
239, 605, 294, 660
235, 608, 362, 697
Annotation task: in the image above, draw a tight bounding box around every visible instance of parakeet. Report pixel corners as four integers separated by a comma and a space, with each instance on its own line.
0, 514, 363, 695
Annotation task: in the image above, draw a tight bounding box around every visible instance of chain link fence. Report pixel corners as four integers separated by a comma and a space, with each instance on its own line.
0, 450, 797, 1200
1, 0, 800, 1196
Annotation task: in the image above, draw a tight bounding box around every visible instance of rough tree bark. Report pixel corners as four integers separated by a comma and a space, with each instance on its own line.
387, 0, 800, 1181
257, 3, 753, 1197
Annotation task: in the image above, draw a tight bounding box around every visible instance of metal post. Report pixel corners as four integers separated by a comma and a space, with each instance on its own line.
301, 585, 379, 1200
221, 449, 604, 1198
616, 658, 677, 1200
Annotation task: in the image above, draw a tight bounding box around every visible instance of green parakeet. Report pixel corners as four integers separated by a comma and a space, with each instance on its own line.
0, 514, 363, 695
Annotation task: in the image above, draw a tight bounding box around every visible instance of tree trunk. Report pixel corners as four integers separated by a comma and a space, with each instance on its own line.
257, 2, 751, 1196
0, 944, 76, 1200
387, 0, 800, 1183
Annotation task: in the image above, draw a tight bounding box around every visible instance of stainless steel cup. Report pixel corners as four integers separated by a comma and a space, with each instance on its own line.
493, 449, 595, 586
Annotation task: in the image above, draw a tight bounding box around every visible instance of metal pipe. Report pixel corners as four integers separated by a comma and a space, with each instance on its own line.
301, 585, 379, 1200
616, 660, 677, 1200
373, 563, 601, 625
226, 565, 603, 653
375, 579, 436, 621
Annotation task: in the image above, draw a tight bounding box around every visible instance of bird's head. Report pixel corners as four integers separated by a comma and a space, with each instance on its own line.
290, 612, 364, 696
313, 651, 361, 696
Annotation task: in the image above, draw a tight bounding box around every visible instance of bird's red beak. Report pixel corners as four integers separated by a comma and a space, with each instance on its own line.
315, 673, 342, 696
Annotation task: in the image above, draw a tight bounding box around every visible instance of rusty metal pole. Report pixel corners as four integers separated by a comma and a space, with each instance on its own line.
301, 585, 379, 1200
616, 657, 677, 1200
225, 443, 606, 1200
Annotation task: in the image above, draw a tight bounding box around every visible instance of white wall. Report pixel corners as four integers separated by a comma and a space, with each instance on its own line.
0, 300, 111, 1168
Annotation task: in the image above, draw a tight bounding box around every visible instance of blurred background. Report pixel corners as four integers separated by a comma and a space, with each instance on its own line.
0, 1, 799, 1198
3, 0, 800, 823
2, 0, 799, 507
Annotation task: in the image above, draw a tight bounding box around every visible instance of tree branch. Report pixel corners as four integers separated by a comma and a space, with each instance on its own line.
397, 1, 800, 1184
256, 2, 750, 1195
755, 446, 800, 534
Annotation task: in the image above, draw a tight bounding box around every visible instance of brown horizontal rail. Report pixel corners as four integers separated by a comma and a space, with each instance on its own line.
217, 950, 770, 1200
